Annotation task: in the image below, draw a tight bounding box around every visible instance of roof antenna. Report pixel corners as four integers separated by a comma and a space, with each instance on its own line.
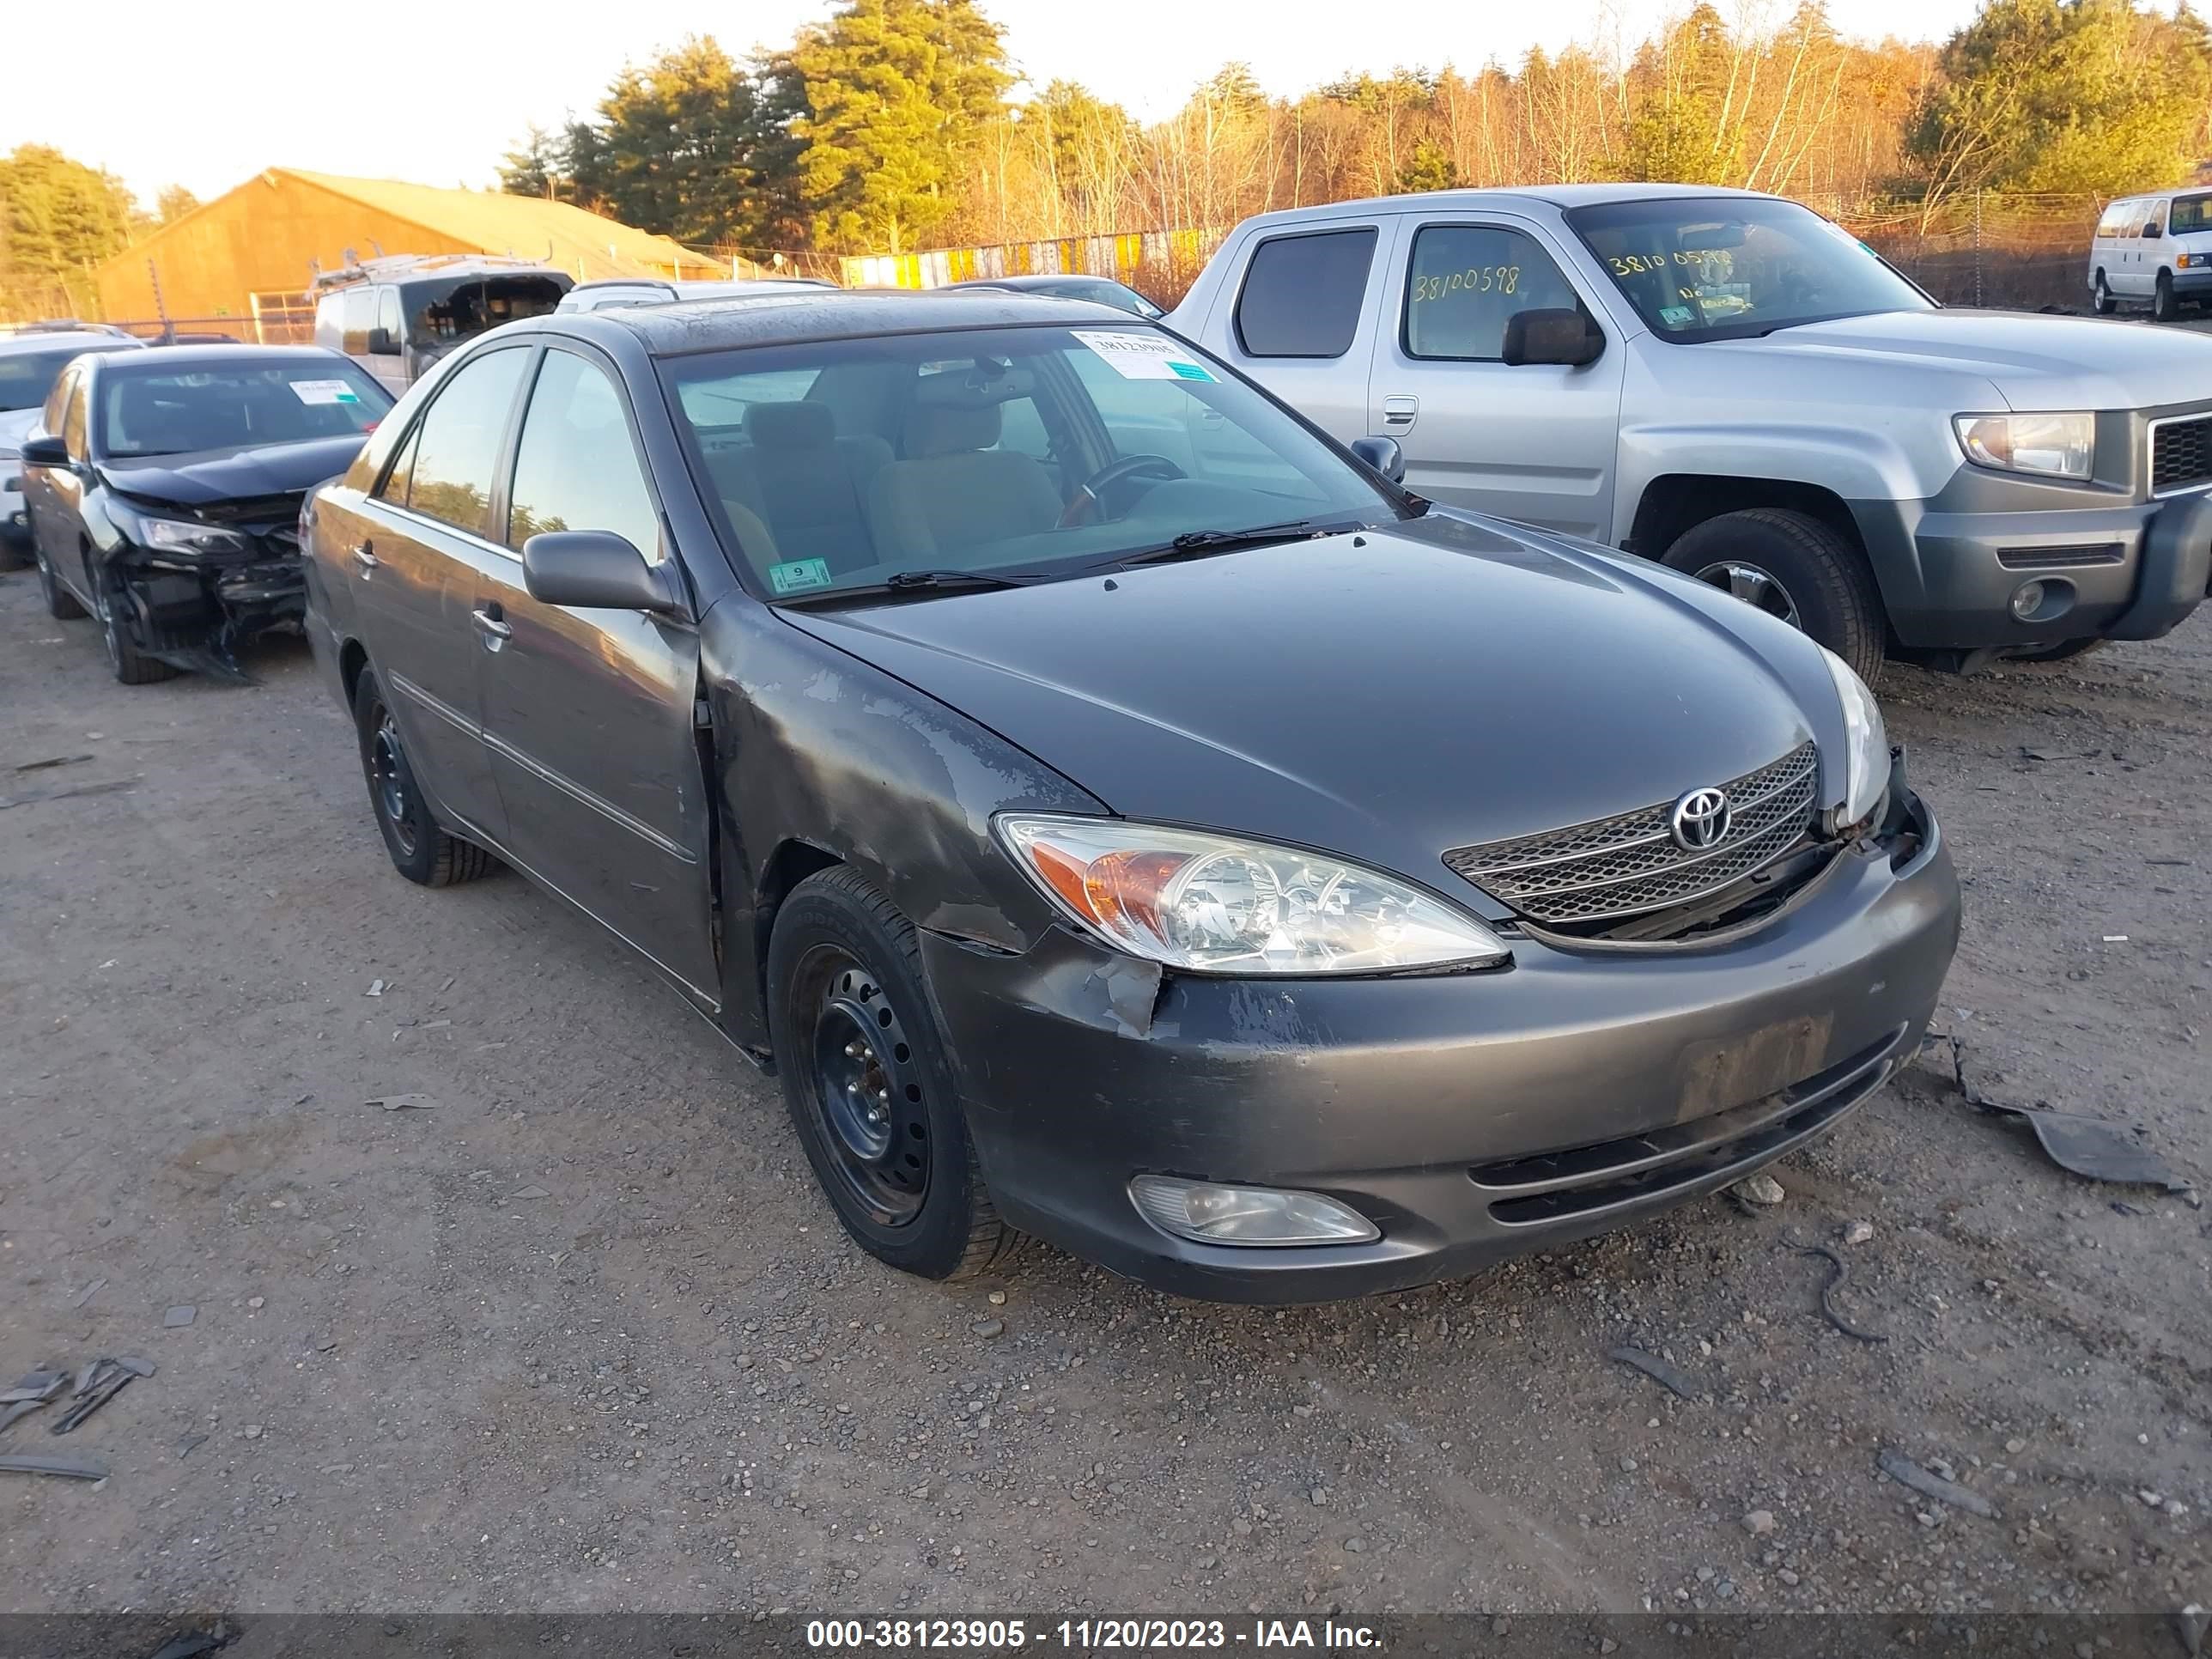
369, 240, 385, 258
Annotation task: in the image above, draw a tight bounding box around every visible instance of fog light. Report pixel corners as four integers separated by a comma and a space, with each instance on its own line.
2009, 581, 2045, 621
1128, 1175, 1379, 1247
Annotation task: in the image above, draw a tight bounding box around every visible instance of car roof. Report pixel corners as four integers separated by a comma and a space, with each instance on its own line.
1234, 182, 1782, 231
591, 289, 1140, 356
949, 274, 1128, 290
0, 329, 145, 357
87, 343, 354, 373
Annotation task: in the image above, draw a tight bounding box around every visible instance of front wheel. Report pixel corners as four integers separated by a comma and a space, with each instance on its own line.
2092, 272, 2116, 314
351, 667, 498, 886
94, 582, 179, 684
766, 866, 1013, 1281
1662, 507, 1887, 684
35, 545, 86, 620
2153, 271, 2179, 323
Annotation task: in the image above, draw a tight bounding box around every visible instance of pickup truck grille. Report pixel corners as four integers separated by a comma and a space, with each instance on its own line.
1444, 742, 1820, 928
2151, 413, 2212, 496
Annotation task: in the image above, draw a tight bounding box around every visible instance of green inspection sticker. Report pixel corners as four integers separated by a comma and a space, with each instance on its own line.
769, 557, 834, 595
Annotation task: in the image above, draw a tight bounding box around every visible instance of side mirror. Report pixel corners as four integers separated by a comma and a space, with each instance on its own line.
521, 530, 683, 614
18, 434, 70, 468
2142, 224, 2163, 240
1348, 434, 1406, 483
367, 326, 398, 355
1501, 308, 1604, 368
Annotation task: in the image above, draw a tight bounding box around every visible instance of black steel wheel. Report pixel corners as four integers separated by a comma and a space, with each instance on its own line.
351, 666, 497, 887
34, 544, 85, 620
767, 866, 1014, 1280
94, 581, 179, 684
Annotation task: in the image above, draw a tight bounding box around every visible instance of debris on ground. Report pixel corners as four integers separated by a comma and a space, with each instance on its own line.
1733, 1172, 1785, 1206
1842, 1220, 1875, 1245
507, 1185, 551, 1201
0, 777, 138, 811
1607, 1346, 1703, 1401
13, 754, 94, 773
51, 1356, 155, 1434
0, 1452, 110, 1480
2177, 1604, 2208, 1659
1742, 1509, 1778, 1535
365, 979, 386, 997
163, 1305, 196, 1328
1783, 1235, 1888, 1343
0, 1368, 70, 1432
144, 1627, 232, 1659
367, 1093, 437, 1112
1877, 1448, 1999, 1518
1925, 1035, 2190, 1192
971, 1318, 1006, 1339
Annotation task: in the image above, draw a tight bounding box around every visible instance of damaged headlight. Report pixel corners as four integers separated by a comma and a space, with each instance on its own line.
996, 814, 1510, 975
132, 515, 252, 556
1819, 646, 1889, 826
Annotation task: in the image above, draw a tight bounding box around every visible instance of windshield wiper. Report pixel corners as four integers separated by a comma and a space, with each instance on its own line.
772, 568, 1045, 606
1104, 519, 1334, 569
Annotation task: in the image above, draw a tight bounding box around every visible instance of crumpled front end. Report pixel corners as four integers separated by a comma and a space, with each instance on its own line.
100, 495, 308, 679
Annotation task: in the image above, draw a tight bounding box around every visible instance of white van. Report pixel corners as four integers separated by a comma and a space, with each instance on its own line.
2089, 190, 2212, 321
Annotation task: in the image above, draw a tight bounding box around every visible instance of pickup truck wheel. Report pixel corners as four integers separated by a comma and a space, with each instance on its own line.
2153, 271, 2179, 323
2092, 273, 2116, 314
767, 866, 1015, 1282
34, 545, 86, 620
93, 582, 179, 684
352, 668, 498, 887
1663, 508, 1886, 684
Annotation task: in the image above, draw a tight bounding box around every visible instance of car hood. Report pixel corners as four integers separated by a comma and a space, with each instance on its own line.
98, 434, 372, 509
1711, 308, 2212, 410
780, 514, 1836, 898
0, 407, 40, 453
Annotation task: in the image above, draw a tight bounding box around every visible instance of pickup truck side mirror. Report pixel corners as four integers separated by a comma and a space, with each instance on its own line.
522, 530, 683, 615
18, 434, 70, 468
1347, 435, 1406, 483
1502, 308, 1604, 368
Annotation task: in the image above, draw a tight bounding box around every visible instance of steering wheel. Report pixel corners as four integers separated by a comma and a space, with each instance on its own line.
1059, 453, 1185, 527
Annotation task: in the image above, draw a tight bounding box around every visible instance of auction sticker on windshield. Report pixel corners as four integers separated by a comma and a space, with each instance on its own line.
1072, 330, 1216, 383
769, 557, 834, 595
289, 379, 362, 406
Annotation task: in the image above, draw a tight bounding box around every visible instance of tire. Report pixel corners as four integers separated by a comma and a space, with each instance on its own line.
351, 666, 498, 887
34, 544, 86, 620
766, 866, 1014, 1281
93, 580, 179, 684
1662, 507, 1887, 685
2154, 271, 2179, 323
2010, 637, 2107, 665
2092, 272, 2116, 314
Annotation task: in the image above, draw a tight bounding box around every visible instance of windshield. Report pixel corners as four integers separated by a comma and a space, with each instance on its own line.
1566, 197, 1930, 343
2173, 194, 2212, 235
98, 359, 392, 459
0, 343, 133, 413
659, 324, 1399, 600
405, 275, 569, 347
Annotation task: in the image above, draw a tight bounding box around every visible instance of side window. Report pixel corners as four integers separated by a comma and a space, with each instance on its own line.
2117, 204, 2140, 240
506, 349, 662, 560
42, 363, 78, 440
2142, 204, 2166, 238
60, 375, 89, 459
405, 347, 530, 538
340, 289, 376, 355
375, 288, 403, 347
1234, 228, 1377, 358
1404, 225, 1583, 362
374, 419, 422, 504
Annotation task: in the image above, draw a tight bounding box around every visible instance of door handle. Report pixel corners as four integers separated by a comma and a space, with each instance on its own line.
471, 605, 512, 646
1382, 395, 1419, 428
351, 541, 379, 573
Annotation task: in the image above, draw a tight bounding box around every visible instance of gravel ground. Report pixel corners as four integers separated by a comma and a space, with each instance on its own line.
1, 564, 2207, 1620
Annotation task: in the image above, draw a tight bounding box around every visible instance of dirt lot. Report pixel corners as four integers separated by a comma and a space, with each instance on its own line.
2, 564, 2207, 1622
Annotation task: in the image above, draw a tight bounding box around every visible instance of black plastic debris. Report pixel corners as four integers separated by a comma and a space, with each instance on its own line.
0, 1452, 109, 1480
2012, 1106, 2190, 1192
1607, 1345, 1702, 1401
51, 1356, 155, 1435
1784, 1237, 1888, 1343
144, 1626, 231, 1659
1877, 1447, 1999, 1518
12, 754, 94, 773
0, 1368, 70, 1433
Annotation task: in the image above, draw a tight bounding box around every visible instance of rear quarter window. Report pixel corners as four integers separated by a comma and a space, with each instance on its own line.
1233, 228, 1378, 358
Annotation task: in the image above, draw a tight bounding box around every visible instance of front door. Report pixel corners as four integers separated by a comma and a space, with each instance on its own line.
474, 343, 720, 1005
26, 364, 92, 593
1370, 216, 1625, 539
347, 343, 533, 843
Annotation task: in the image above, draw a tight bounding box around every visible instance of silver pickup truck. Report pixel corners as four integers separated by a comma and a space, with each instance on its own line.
1170, 185, 2212, 679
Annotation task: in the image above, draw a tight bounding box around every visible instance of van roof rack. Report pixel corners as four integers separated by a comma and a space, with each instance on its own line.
309, 252, 561, 294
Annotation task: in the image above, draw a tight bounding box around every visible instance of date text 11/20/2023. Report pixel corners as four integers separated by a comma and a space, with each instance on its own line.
805, 1619, 1384, 1650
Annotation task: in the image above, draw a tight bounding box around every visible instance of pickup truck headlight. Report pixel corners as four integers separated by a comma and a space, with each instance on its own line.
133, 515, 252, 556
1952, 412, 2094, 481
997, 815, 1510, 975
1819, 647, 1889, 825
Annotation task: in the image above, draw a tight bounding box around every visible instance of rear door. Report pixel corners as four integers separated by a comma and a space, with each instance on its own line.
473, 343, 720, 1006
1370, 213, 1625, 538
33, 365, 96, 599
346, 343, 533, 842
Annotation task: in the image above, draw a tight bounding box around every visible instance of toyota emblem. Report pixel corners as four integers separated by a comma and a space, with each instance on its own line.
1669, 786, 1732, 851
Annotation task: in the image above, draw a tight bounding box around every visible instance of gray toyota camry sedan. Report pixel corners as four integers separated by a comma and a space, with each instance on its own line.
301, 289, 1960, 1303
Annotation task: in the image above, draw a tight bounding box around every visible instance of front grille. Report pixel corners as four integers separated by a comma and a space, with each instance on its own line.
2152, 413, 2212, 496
1444, 741, 1819, 927
195, 492, 307, 526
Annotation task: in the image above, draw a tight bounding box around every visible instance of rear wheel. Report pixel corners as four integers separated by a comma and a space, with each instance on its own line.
34, 544, 85, 620
2092, 272, 2116, 314
2154, 271, 2179, 323
351, 667, 497, 886
767, 866, 1012, 1281
1662, 507, 1887, 685
94, 581, 179, 684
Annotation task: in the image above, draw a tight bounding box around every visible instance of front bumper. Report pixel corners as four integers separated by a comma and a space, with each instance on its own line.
1858, 483, 2212, 651
923, 793, 1960, 1303
112, 551, 307, 673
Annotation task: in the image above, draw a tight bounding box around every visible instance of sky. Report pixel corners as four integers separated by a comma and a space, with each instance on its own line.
7, 0, 1985, 210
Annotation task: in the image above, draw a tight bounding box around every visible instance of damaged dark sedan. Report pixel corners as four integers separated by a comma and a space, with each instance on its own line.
303, 292, 1960, 1303
21, 345, 392, 683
